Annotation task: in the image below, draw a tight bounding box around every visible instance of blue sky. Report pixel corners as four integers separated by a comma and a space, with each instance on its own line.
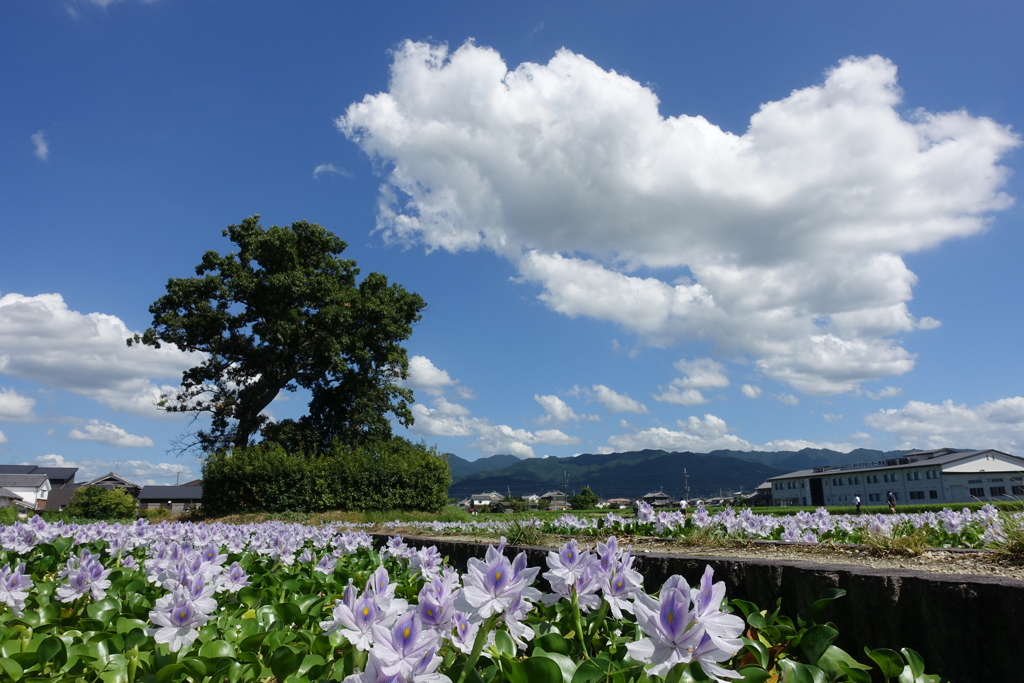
2, 1, 1023, 484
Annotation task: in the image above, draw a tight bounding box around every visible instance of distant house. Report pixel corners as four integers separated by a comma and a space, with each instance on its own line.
642, 491, 672, 508
0, 474, 51, 510
48, 472, 144, 511
138, 485, 203, 512
539, 490, 567, 510
467, 492, 504, 509
605, 497, 632, 510
0, 465, 77, 488
745, 482, 773, 508
520, 494, 541, 511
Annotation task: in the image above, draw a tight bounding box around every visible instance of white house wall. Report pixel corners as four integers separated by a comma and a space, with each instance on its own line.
943, 452, 1024, 474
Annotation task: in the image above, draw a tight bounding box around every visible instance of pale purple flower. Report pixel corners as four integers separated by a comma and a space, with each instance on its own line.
456, 543, 536, 620
219, 562, 251, 593
149, 586, 211, 652
689, 566, 744, 653
627, 580, 706, 677
369, 613, 443, 682
448, 612, 479, 655
0, 563, 33, 615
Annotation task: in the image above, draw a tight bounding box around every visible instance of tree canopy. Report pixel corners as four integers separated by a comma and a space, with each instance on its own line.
570, 486, 599, 510
129, 216, 427, 454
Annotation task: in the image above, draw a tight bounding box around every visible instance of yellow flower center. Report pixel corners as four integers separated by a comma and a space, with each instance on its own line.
362, 606, 370, 616
403, 627, 411, 638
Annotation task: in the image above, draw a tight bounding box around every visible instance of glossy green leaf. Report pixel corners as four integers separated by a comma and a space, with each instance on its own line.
522, 656, 564, 683
179, 658, 207, 679
570, 659, 605, 683
35, 637, 65, 668
734, 666, 771, 683
838, 663, 873, 683
741, 637, 769, 669
536, 632, 570, 655
900, 649, 925, 679
115, 618, 147, 635
199, 640, 236, 658
535, 651, 579, 683
274, 602, 302, 626
237, 587, 261, 608
799, 625, 838, 666
500, 658, 528, 683
239, 631, 270, 654
493, 630, 516, 659
0, 655, 24, 680
865, 648, 906, 679
816, 645, 871, 678
154, 662, 185, 683
730, 599, 760, 619
270, 646, 302, 682
746, 612, 767, 630
87, 599, 121, 624
777, 659, 816, 683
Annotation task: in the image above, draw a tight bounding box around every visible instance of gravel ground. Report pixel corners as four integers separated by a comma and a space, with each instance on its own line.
380, 528, 1024, 581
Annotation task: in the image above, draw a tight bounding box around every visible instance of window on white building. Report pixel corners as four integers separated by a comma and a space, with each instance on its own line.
969, 487, 985, 497
990, 486, 1006, 496
909, 491, 924, 500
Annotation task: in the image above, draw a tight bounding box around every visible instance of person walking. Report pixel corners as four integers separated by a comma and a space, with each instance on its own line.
680, 498, 688, 516
886, 490, 897, 513
854, 494, 861, 514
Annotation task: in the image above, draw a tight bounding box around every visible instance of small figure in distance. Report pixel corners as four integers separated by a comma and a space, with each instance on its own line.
886, 490, 897, 514
854, 493, 861, 514
679, 498, 688, 516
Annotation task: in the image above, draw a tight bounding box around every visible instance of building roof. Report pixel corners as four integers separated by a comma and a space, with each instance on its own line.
138, 485, 203, 501
539, 490, 565, 498
0, 487, 23, 501
83, 472, 142, 489
643, 491, 670, 498
767, 449, 1021, 481
0, 474, 50, 488
0, 465, 39, 474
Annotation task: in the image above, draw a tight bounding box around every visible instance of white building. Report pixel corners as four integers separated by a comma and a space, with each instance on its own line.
767, 449, 1024, 507
0, 474, 51, 510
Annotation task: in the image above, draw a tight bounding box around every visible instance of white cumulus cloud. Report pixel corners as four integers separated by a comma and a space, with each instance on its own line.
68, 420, 155, 448
607, 415, 753, 452
313, 163, 353, 179
0, 388, 36, 421
535, 394, 599, 423
0, 293, 203, 416
340, 41, 1019, 395
591, 384, 649, 414
864, 396, 1024, 452
653, 358, 729, 405
31, 131, 48, 161
0, 431, 7, 444
741, 384, 763, 399
401, 356, 467, 397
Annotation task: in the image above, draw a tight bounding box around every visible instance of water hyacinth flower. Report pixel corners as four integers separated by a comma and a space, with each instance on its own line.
149, 586, 212, 652
0, 563, 34, 616
367, 613, 448, 683
456, 543, 539, 620
627, 578, 707, 677
219, 561, 251, 593
447, 612, 479, 655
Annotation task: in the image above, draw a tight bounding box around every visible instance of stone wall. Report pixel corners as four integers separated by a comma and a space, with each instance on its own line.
378, 535, 1024, 683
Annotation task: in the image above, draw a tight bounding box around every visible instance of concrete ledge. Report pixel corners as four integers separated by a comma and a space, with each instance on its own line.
377, 534, 1024, 683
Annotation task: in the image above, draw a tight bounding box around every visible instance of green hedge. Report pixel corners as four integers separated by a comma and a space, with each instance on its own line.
201, 437, 451, 515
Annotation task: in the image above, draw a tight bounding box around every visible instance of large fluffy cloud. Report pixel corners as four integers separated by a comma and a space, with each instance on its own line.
535, 394, 599, 424
67, 420, 155, 448
340, 41, 1018, 395
0, 293, 202, 415
653, 357, 728, 405
0, 388, 36, 421
409, 397, 579, 457
604, 414, 855, 454
865, 397, 1024, 452
400, 355, 474, 398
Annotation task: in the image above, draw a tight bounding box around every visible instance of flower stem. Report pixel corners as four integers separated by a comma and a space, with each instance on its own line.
571, 588, 589, 660
455, 614, 497, 683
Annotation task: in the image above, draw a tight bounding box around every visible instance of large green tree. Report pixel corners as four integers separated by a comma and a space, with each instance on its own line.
129, 216, 426, 454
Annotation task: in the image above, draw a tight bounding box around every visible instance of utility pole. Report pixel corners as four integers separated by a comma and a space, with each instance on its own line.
564, 471, 568, 509
684, 468, 690, 502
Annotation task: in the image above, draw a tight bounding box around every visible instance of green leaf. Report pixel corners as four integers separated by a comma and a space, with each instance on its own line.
297, 654, 325, 677
734, 667, 771, 683
87, 599, 122, 624
154, 663, 185, 683
778, 659, 816, 683
115, 618, 147, 635
741, 637, 769, 669
730, 599, 760, 619
536, 632, 570, 655
746, 612, 767, 630
500, 658, 528, 683
522, 656, 564, 683
899, 649, 925, 679
237, 587, 262, 609
0, 656, 24, 681
810, 589, 846, 625
570, 659, 605, 683
798, 625, 838, 666
865, 648, 906, 680
269, 646, 302, 682
179, 658, 207, 679
816, 646, 872, 679
535, 651, 579, 683
274, 602, 302, 626
239, 631, 270, 654
199, 641, 236, 659
838, 664, 873, 683
493, 631, 516, 659
36, 637, 65, 668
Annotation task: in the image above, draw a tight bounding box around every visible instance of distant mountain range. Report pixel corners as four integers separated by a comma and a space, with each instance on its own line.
445, 447, 927, 500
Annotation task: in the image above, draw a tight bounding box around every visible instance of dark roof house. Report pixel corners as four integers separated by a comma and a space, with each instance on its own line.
138, 485, 203, 512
